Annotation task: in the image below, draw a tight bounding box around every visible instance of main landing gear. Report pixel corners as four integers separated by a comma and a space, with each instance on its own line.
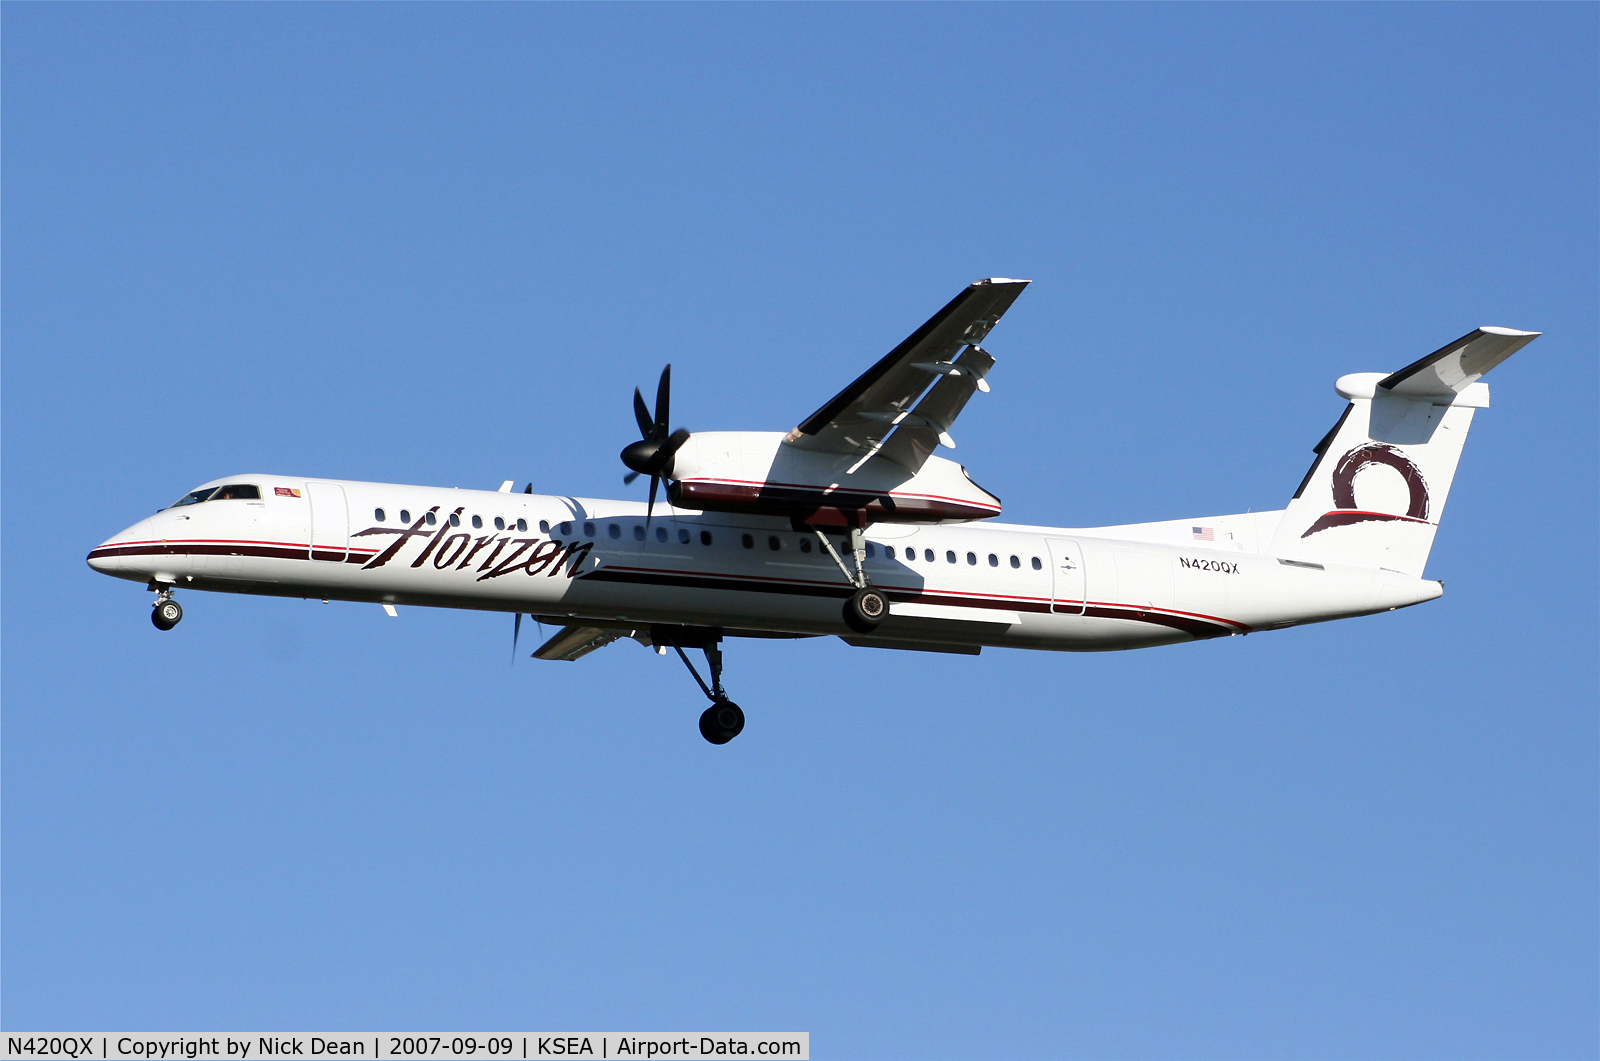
666, 632, 745, 745
807, 524, 886, 633
150, 585, 183, 631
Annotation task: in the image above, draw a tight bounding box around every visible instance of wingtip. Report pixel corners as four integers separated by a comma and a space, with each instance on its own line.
975, 277, 1030, 286
1479, 326, 1540, 338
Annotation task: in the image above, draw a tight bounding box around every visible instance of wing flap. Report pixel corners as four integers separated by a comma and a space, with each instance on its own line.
877, 344, 996, 471
787, 279, 1028, 463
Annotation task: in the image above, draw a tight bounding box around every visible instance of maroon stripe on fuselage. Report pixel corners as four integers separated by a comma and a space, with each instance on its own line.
88, 542, 376, 564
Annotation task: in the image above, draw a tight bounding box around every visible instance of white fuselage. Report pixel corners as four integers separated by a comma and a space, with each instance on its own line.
88, 473, 1442, 653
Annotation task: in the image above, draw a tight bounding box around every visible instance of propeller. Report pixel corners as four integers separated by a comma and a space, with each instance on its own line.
620, 364, 690, 525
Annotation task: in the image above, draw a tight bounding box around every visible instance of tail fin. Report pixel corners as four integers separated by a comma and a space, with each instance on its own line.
1270, 326, 1538, 576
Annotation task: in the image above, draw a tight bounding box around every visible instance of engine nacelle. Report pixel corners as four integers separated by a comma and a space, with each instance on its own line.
665, 431, 1000, 526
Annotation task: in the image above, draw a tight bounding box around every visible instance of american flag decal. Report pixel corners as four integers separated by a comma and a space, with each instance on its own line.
1192, 526, 1214, 541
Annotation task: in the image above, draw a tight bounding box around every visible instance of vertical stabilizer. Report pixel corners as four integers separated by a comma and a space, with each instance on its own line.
1269, 327, 1537, 576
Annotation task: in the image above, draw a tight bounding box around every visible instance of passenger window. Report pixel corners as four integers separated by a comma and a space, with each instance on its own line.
701, 530, 713, 546
742, 533, 754, 549
1031, 557, 1042, 570
212, 484, 261, 500
609, 524, 622, 539
539, 520, 550, 534
966, 552, 976, 565
1010, 555, 1020, 569
924, 548, 934, 562
633, 525, 645, 541
425, 512, 437, 526
512, 518, 524, 532
449, 513, 461, 528
678, 528, 690, 544
473, 515, 483, 530
374, 508, 386, 522
655, 526, 668, 542
945, 550, 956, 564
401, 510, 412, 523
800, 538, 813, 553
885, 546, 896, 560
768, 535, 782, 551
584, 522, 596, 537
494, 516, 505, 531
560, 521, 573, 535
866, 543, 877, 558
988, 553, 998, 567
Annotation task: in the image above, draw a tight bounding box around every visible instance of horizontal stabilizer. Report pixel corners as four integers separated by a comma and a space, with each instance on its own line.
1380, 326, 1539, 398
532, 624, 622, 661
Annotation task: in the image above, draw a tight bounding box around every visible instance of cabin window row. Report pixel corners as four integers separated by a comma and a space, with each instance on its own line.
368, 509, 1043, 569
373, 508, 529, 533
882, 545, 1042, 570
731, 534, 1041, 570
535, 520, 717, 546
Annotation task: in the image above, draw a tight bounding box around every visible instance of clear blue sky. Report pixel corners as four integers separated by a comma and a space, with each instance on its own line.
4, 5, 1595, 1057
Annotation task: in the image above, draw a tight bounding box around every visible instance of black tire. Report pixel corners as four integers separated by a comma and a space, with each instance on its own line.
843, 587, 887, 633
698, 699, 745, 744
152, 599, 183, 631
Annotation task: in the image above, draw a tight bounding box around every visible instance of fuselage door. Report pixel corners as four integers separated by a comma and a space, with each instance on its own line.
307, 482, 348, 562
1046, 537, 1086, 614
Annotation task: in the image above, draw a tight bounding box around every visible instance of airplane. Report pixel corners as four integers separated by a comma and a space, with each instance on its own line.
87, 279, 1538, 744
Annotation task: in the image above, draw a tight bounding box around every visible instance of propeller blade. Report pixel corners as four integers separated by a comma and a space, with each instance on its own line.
633, 387, 655, 439
654, 364, 672, 438
512, 612, 522, 664
623, 470, 641, 485
661, 427, 691, 461
646, 475, 659, 527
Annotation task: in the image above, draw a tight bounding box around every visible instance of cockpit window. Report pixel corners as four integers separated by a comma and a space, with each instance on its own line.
170, 487, 217, 508
166, 483, 260, 509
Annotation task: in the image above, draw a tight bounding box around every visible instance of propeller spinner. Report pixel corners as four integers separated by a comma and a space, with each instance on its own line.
621, 364, 690, 524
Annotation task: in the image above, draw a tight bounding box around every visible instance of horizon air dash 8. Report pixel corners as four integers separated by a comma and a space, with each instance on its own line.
88, 279, 1538, 743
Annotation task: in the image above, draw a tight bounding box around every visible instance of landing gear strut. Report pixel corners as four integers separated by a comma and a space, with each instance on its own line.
669, 636, 745, 745
150, 586, 183, 631
810, 524, 886, 633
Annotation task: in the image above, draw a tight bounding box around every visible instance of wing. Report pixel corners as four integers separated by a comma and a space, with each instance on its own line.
785, 278, 1029, 472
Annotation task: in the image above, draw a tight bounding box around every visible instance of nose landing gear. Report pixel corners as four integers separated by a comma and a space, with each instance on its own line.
151, 587, 183, 631
667, 634, 745, 744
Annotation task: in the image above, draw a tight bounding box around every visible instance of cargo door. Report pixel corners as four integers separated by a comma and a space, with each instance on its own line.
307, 482, 348, 562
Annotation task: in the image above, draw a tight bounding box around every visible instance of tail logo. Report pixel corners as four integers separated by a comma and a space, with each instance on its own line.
1303, 443, 1432, 537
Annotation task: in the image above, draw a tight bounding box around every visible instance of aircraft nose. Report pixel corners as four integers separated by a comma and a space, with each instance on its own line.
87, 519, 153, 576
